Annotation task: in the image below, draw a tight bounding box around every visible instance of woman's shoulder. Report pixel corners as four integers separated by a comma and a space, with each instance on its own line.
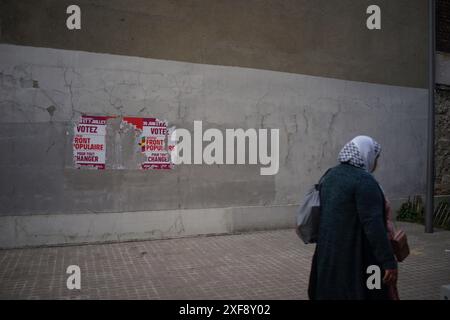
328, 163, 377, 184
330, 163, 366, 175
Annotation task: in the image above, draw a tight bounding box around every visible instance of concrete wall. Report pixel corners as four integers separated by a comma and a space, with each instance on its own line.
0, 0, 427, 87
0, 1, 429, 248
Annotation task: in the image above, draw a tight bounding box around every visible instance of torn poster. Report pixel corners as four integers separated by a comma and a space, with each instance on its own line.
122, 117, 175, 170
73, 115, 109, 169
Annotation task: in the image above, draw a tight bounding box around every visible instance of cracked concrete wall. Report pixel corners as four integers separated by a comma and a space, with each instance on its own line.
0, 43, 428, 220
0, 1, 430, 247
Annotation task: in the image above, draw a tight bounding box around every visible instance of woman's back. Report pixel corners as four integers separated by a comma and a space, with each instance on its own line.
309, 162, 396, 300
319, 163, 363, 247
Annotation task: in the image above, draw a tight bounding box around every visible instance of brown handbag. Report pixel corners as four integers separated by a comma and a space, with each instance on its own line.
391, 229, 410, 262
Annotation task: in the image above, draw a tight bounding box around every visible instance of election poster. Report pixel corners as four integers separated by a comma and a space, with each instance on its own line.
122, 117, 175, 170
73, 115, 109, 169
141, 118, 173, 170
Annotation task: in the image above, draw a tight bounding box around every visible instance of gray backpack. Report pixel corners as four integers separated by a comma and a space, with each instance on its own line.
296, 169, 331, 244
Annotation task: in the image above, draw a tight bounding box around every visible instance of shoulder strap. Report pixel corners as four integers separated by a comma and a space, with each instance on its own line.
318, 167, 332, 184
315, 167, 333, 190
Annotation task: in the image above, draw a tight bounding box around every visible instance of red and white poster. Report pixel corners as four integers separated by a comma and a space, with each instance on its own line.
73, 115, 109, 169
122, 117, 175, 170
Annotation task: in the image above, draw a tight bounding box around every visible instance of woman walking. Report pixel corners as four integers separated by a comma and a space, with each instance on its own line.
308, 135, 398, 300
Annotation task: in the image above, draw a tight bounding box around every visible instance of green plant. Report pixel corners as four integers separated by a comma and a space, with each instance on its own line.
396, 195, 424, 224
396, 196, 450, 230
433, 201, 450, 230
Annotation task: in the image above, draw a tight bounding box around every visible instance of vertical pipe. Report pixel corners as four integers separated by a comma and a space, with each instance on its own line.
425, 0, 436, 233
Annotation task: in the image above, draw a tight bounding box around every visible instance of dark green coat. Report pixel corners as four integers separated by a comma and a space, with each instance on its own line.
308, 163, 397, 300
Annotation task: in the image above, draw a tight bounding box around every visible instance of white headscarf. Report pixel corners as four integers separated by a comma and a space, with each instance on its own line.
338, 135, 381, 173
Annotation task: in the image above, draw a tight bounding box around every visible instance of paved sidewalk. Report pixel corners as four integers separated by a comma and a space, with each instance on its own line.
0, 222, 449, 300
